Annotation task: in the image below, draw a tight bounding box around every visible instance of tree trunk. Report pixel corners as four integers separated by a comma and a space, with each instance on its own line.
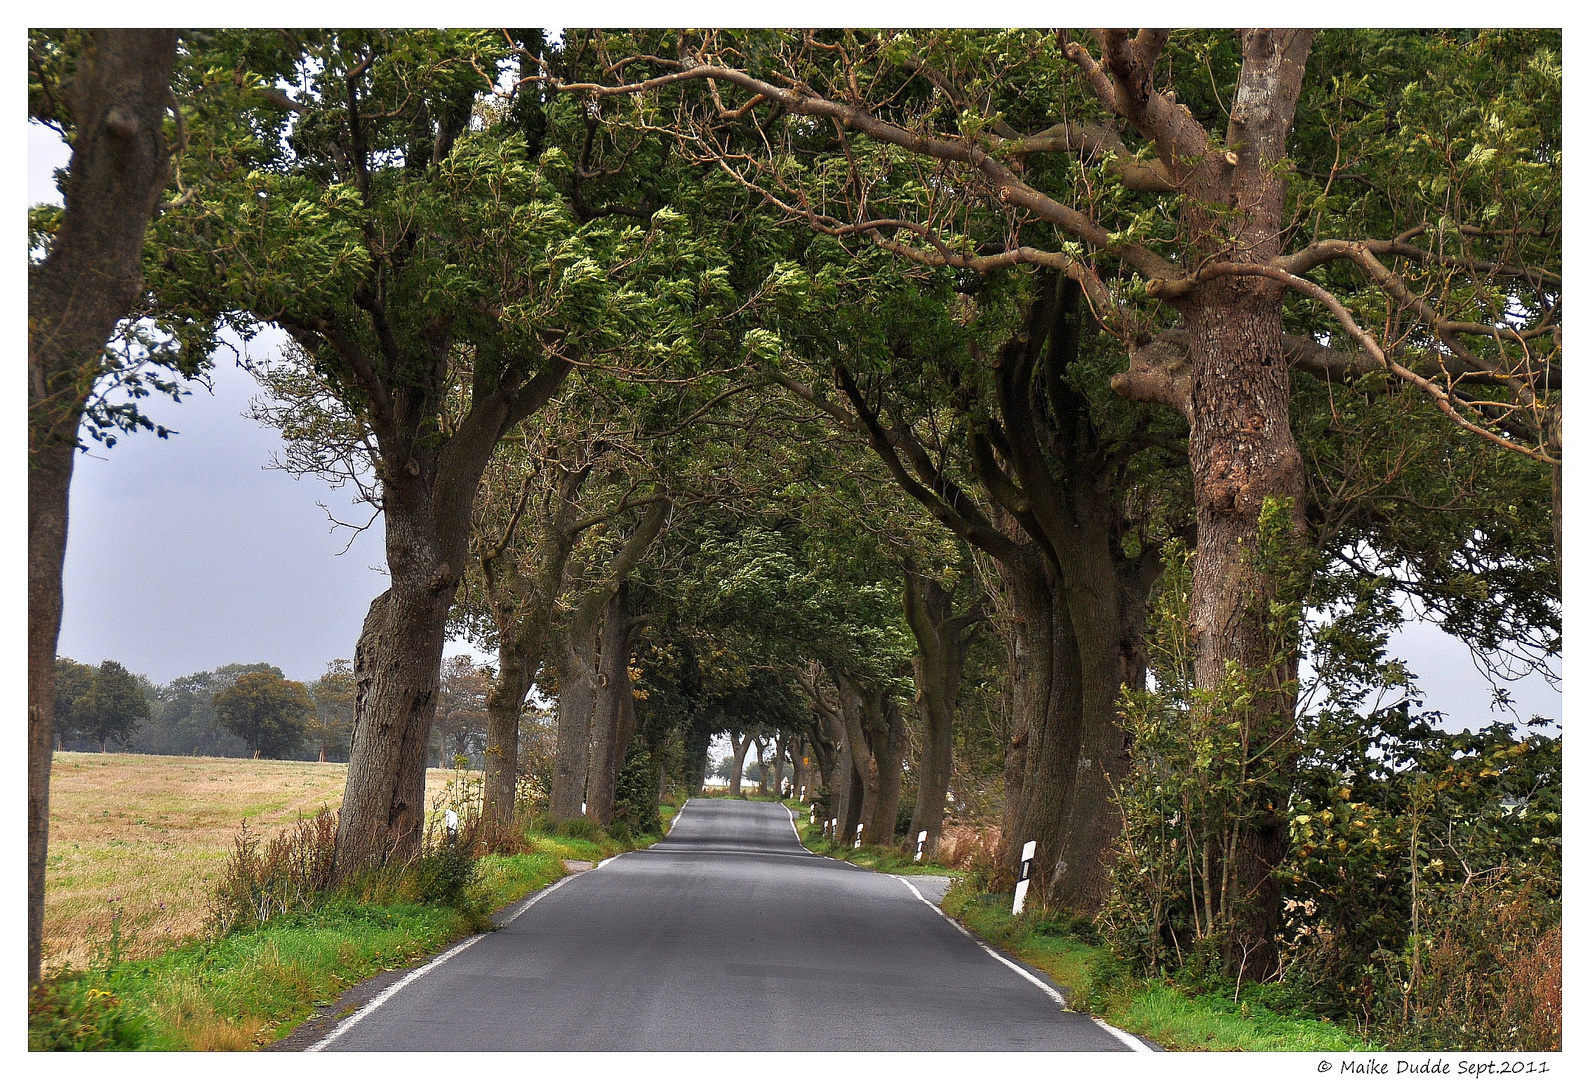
479, 462, 592, 841
1182, 281, 1306, 981
903, 570, 973, 858
834, 675, 881, 841
771, 730, 787, 797
728, 731, 751, 796
482, 634, 532, 840
585, 587, 637, 825
27, 30, 178, 985
992, 532, 1151, 913
754, 736, 770, 796
868, 691, 908, 847
550, 622, 600, 820
334, 501, 460, 877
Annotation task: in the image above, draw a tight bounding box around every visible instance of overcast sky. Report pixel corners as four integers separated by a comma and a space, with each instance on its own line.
30, 121, 1560, 726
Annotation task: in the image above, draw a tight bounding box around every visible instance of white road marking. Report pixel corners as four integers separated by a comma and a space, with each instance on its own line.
783, 802, 804, 842
306, 872, 578, 1051
892, 875, 1154, 1053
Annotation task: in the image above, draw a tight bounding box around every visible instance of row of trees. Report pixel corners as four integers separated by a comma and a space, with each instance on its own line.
49, 656, 494, 765
29, 28, 1557, 1018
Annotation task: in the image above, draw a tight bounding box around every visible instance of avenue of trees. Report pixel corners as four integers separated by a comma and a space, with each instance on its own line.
29, 28, 1558, 1045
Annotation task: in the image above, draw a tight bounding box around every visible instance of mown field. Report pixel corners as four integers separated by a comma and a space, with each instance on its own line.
44, 753, 475, 973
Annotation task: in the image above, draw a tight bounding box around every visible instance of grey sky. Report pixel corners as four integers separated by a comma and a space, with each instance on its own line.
31, 122, 1559, 726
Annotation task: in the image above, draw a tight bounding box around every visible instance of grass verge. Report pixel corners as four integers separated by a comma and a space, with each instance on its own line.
942, 885, 1378, 1051
31, 808, 679, 1051
29, 851, 562, 1051
783, 802, 1376, 1052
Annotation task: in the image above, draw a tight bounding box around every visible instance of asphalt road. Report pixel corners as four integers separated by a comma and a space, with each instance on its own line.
313, 799, 1140, 1051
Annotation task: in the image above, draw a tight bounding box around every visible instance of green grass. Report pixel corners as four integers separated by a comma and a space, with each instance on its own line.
942, 884, 1379, 1052
31, 805, 686, 1052
780, 809, 1373, 1051
29, 851, 565, 1051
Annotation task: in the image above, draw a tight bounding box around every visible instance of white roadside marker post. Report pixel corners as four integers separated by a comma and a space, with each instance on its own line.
1012, 840, 1036, 915
800, 785, 807, 803
810, 805, 816, 825
854, 823, 864, 849
914, 830, 928, 862
445, 809, 458, 841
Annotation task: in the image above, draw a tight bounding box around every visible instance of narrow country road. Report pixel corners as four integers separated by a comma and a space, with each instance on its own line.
314, 799, 1140, 1051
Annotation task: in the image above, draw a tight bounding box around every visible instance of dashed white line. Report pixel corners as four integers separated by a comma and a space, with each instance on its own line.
892, 874, 1154, 1053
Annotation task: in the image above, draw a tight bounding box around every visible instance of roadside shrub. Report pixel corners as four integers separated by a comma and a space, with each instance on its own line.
612, 738, 662, 838
411, 829, 483, 910
210, 810, 337, 935
937, 823, 1002, 880
1099, 538, 1561, 1050
29, 976, 150, 1050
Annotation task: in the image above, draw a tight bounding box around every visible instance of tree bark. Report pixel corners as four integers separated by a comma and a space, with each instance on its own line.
754, 735, 770, 796
550, 622, 599, 819
545, 498, 668, 821
868, 690, 909, 846
1181, 283, 1305, 980
903, 569, 976, 858
586, 585, 644, 825
728, 730, 751, 796
332, 351, 573, 878
27, 29, 177, 985
1161, 30, 1314, 980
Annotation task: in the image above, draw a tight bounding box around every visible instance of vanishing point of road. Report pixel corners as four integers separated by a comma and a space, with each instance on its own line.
312, 799, 1147, 1051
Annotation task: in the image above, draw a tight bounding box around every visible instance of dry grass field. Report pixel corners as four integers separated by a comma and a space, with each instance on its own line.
44, 752, 477, 973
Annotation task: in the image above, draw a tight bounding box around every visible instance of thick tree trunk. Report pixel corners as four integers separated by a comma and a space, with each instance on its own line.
482, 636, 532, 840
334, 468, 469, 878
1182, 282, 1306, 980
830, 738, 865, 845
993, 535, 1150, 912
585, 588, 638, 825
27, 30, 178, 984
28, 441, 75, 986
834, 675, 881, 841
868, 692, 909, 846
903, 571, 972, 859
550, 624, 599, 819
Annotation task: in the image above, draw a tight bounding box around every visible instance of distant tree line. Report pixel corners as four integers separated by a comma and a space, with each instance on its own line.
52, 654, 494, 765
